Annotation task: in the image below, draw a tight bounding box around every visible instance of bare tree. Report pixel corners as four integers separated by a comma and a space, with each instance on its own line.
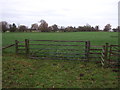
9, 23, 17, 32
112, 26, 120, 32
60, 26, 66, 32
104, 24, 111, 32
31, 23, 38, 31
51, 24, 58, 32
95, 25, 99, 31
48, 26, 52, 32
65, 26, 73, 32
18, 25, 27, 32
38, 20, 49, 32
0, 21, 9, 32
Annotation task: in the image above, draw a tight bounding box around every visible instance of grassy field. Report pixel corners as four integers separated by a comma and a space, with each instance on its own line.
2, 32, 119, 88
2, 53, 118, 88
2, 32, 118, 53
2, 32, 118, 46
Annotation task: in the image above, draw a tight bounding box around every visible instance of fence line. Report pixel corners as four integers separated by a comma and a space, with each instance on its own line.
29, 40, 88, 42
14, 39, 90, 61
108, 45, 120, 68
2, 44, 15, 50
29, 44, 84, 46
2, 39, 119, 67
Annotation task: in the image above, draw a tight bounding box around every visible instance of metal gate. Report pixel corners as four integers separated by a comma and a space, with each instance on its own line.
26, 40, 90, 61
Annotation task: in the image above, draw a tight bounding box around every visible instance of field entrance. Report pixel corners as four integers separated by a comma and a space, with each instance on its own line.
29, 40, 90, 61
3, 38, 119, 67
17, 39, 90, 61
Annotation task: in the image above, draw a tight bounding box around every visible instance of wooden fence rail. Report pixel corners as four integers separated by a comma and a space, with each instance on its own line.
2, 44, 15, 50
15, 39, 90, 61
29, 44, 84, 46
108, 45, 120, 67
29, 40, 88, 42
2, 39, 119, 67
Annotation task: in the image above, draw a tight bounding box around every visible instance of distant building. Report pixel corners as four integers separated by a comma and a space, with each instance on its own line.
112, 26, 120, 32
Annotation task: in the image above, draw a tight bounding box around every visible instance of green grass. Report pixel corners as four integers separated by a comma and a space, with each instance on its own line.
2, 32, 118, 46
2, 32, 118, 54
2, 53, 118, 88
2, 32, 119, 88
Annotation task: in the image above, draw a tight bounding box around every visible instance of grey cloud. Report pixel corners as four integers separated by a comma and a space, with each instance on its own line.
0, 0, 119, 29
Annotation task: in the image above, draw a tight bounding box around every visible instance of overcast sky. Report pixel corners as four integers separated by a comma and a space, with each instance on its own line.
0, 0, 119, 29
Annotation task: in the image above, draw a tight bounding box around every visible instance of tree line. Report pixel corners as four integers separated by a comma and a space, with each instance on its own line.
0, 20, 119, 32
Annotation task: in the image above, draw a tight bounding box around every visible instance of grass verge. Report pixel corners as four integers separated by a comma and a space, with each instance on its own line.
2, 53, 118, 88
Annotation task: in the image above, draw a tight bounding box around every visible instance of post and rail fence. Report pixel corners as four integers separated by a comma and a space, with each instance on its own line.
2, 39, 120, 67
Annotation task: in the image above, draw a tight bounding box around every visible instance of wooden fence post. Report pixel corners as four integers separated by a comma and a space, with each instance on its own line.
105, 43, 109, 60
25, 39, 29, 56
15, 40, 19, 54
109, 45, 112, 64
85, 41, 87, 60
85, 41, 90, 61
102, 45, 105, 66
87, 41, 90, 61
104, 43, 109, 65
